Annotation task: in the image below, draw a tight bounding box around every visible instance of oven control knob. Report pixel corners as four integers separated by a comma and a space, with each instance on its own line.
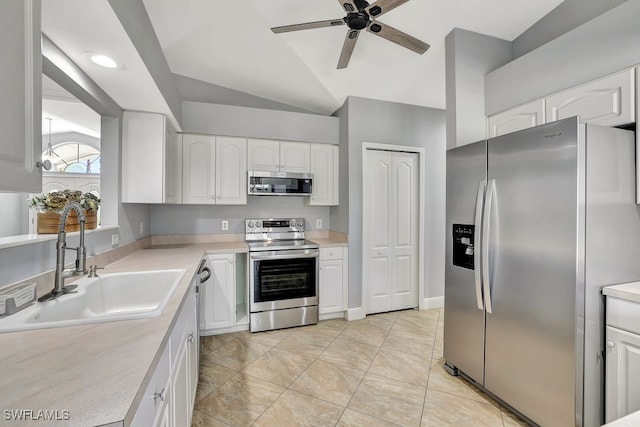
256, 221, 262, 228
247, 221, 254, 228
297, 219, 304, 227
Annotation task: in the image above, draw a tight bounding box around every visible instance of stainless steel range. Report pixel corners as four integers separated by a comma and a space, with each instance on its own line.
246, 218, 319, 332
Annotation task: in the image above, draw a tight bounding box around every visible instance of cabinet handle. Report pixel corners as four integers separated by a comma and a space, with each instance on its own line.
153, 388, 166, 402
188, 332, 195, 343
228, 259, 233, 264
607, 341, 616, 348
36, 160, 52, 170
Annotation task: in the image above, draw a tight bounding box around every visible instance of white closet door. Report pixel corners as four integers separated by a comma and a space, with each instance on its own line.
364, 150, 419, 313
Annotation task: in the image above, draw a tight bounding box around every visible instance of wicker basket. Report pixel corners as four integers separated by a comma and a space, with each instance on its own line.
37, 209, 98, 234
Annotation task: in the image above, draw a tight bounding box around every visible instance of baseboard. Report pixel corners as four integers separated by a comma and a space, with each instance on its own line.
421, 296, 444, 310
319, 311, 346, 321
346, 306, 366, 321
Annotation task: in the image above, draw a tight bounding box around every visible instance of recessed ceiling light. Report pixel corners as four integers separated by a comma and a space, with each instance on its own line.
83, 52, 124, 70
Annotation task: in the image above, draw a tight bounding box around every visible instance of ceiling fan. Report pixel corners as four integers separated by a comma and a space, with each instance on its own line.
271, 0, 429, 69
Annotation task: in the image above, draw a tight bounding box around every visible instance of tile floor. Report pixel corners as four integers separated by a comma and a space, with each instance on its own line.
191, 308, 529, 426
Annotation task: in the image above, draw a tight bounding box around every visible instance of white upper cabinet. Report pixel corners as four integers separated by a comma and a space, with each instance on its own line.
546, 68, 635, 127
122, 111, 182, 203
248, 139, 310, 173
280, 142, 310, 173
182, 134, 246, 205
308, 143, 339, 206
0, 0, 42, 192
182, 134, 216, 205
216, 137, 247, 205
487, 99, 545, 138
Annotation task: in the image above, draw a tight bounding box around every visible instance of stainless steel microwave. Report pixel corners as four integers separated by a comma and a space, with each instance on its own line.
248, 171, 313, 196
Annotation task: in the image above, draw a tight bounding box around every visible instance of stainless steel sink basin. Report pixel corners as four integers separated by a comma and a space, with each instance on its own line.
0, 269, 186, 333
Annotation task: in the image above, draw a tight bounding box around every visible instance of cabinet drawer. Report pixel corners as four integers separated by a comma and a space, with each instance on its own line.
320, 247, 343, 260
130, 343, 170, 426
607, 297, 640, 335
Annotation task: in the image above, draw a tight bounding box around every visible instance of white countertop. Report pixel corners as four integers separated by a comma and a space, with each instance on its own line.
0, 243, 216, 426
603, 281, 640, 304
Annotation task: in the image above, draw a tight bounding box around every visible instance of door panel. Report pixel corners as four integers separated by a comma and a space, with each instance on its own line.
444, 141, 487, 385
484, 119, 578, 427
365, 149, 418, 314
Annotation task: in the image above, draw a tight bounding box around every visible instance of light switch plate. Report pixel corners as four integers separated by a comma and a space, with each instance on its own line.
316, 219, 322, 229
111, 233, 120, 246
221, 220, 229, 231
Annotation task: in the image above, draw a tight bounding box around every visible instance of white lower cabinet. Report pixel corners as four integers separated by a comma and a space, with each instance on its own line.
132, 277, 198, 426
201, 253, 249, 334
605, 295, 640, 423
319, 247, 348, 315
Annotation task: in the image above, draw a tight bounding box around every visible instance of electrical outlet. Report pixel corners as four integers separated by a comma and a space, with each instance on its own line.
139, 222, 144, 235
316, 219, 322, 229
111, 233, 120, 246
221, 220, 229, 231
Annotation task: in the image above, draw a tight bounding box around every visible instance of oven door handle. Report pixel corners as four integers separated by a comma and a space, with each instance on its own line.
250, 252, 318, 261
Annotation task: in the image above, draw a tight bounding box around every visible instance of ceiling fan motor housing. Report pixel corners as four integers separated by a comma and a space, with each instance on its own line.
345, 11, 370, 30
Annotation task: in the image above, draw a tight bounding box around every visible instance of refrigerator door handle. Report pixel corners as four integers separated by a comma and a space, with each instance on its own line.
474, 180, 486, 310
482, 179, 496, 314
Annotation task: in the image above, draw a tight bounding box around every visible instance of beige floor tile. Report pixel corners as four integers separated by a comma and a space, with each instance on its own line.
202, 337, 271, 371
392, 315, 438, 337
242, 348, 315, 387
402, 307, 441, 322
194, 361, 237, 404
191, 409, 230, 427
501, 408, 530, 427
201, 333, 236, 353
422, 388, 503, 427
351, 311, 399, 331
382, 328, 435, 356
348, 373, 426, 427
368, 347, 431, 387
253, 389, 344, 427
338, 322, 389, 346
290, 358, 365, 406
337, 409, 401, 427
313, 318, 349, 335
427, 358, 498, 407
194, 373, 284, 426
319, 338, 380, 370
275, 333, 327, 357
240, 328, 295, 347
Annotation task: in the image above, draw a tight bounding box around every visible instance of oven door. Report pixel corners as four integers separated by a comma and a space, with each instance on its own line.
249, 249, 319, 312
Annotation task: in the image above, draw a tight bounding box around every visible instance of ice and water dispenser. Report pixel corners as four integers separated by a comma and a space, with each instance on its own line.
452, 224, 475, 270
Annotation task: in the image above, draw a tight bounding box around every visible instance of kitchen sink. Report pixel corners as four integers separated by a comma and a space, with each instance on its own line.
0, 269, 186, 333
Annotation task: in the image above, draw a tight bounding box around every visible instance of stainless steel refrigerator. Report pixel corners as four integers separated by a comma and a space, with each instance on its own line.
444, 117, 640, 427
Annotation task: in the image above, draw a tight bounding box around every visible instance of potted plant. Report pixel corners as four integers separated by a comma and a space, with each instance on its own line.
29, 190, 101, 234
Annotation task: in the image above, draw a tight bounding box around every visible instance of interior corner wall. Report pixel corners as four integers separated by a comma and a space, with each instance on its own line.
344, 96, 446, 309
330, 100, 349, 235
445, 28, 512, 149
485, 0, 640, 115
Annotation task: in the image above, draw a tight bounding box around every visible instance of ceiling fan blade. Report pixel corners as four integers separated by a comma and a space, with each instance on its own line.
337, 0, 359, 13
367, 21, 429, 54
337, 30, 360, 69
272, 19, 344, 34
365, 0, 410, 18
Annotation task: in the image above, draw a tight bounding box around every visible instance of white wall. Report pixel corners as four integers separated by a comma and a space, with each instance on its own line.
0, 193, 28, 237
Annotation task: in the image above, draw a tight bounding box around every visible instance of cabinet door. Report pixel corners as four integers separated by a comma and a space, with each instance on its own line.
247, 139, 279, 172
153, 381, 170, 427
308, 144, 334, 206
182, 134, 216, 204
605, 325, 640, 423
164, 123, 182, 204
204, 254, 235, 329
546, 68, 635, 127
319, 259, 343, 314
171, 338, 190, 427
187, 314, 198, 416
280, 142, 311, 173
216, 137, 247, 205
0, 0, 42, 192
487, 99, 545, 138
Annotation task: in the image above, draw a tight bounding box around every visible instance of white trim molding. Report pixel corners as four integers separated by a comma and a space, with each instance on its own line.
346, 306, 366, 321
422, 296, 444, 310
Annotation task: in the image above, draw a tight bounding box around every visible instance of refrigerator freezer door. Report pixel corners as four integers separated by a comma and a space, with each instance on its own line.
484, 118, 579, 427
444, 141, 487, 385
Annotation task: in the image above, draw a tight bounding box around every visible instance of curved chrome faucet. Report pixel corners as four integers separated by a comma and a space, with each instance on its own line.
38, 202, 88, 302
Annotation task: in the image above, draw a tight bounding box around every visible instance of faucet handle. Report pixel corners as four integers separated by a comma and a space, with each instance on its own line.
88, 265, 104, 278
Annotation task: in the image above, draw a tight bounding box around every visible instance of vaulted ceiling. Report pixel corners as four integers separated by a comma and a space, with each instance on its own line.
42, 0, 565, 119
